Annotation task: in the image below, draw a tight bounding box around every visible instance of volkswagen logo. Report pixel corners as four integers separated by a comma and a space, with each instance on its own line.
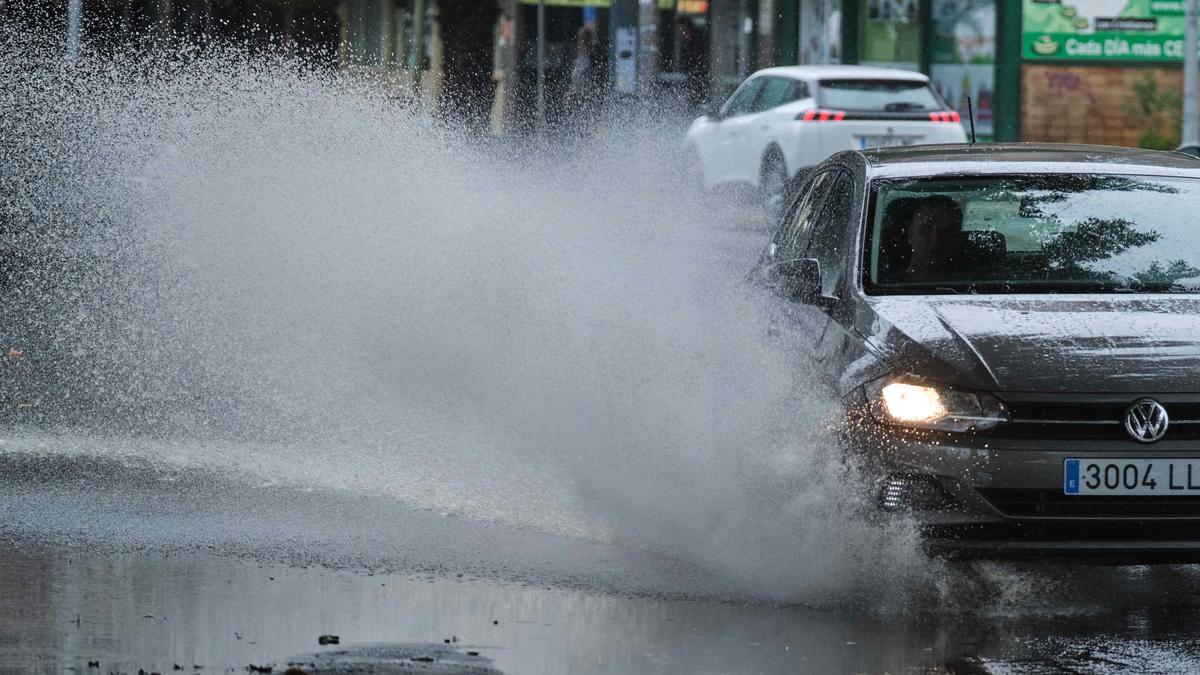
1125, 399, 1170, 443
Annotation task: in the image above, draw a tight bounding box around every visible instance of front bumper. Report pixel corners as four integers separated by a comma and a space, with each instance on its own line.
853, 425, 1200, 555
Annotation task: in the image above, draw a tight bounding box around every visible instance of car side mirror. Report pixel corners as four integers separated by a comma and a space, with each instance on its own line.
770, 258, 823, 304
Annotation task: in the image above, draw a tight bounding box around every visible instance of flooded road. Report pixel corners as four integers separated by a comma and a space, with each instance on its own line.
8, 531, 1200, 674
2, 544, 957, 674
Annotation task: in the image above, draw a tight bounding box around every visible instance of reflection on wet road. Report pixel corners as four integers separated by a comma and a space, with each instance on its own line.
5, 448, 1200, 674
5, 543, 1200, 674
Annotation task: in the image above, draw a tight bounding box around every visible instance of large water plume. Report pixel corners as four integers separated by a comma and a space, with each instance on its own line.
1, 38, 932, 606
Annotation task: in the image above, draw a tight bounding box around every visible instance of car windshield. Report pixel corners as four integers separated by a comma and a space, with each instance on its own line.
818, 79, 943, 112
865, 174, 1200, 294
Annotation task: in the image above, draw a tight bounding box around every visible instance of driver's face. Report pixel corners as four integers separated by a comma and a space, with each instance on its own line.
909, 206, 961, 265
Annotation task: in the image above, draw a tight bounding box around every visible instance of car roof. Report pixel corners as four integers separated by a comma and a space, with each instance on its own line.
855, 143, 1200, 179
752, 65, 929, 83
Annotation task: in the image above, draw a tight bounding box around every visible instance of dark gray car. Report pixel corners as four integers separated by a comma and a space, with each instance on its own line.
759, 143, 1200, 557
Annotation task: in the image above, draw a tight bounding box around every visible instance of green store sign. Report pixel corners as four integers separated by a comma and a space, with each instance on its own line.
1023, 0, 1189, 61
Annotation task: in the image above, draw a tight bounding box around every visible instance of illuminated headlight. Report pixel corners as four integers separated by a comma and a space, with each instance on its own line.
869, 380, 1007, 433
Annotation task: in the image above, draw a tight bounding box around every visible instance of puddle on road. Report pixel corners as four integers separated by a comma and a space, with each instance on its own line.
0, 543, 972, 675
6, 541, 1200, 674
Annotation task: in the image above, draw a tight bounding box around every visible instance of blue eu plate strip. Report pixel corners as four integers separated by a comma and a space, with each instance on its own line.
1064, 459, 1080, 494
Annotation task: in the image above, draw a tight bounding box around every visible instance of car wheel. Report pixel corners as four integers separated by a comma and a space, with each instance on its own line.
760, 151, 788, 218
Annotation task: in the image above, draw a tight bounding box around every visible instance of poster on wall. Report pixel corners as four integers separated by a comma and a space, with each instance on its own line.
1023, 0, 1187, 61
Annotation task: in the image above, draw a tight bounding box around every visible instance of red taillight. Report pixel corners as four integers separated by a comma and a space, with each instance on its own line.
798, 109, 846, 122
929, 111, 961, 123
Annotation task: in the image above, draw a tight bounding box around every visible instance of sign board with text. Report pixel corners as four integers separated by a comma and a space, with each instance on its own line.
1023, 0, 1188, 61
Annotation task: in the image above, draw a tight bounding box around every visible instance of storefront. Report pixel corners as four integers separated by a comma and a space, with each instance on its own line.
1018, 0, 1189, 148
775, 0, 1009, 140
772, 0, 1200, 146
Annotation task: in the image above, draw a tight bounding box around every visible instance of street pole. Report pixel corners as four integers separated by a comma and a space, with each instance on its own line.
536, 0, 546, 134
66, 0, 82, 60
1186, 0, 1199, 146
410, 0, 426, 96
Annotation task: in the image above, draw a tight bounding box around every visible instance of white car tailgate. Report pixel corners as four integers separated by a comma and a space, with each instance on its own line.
819, 118, 968, 156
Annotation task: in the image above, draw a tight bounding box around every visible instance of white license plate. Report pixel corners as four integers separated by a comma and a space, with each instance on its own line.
1064, 458, 1200, 495
857, 135, 916, 149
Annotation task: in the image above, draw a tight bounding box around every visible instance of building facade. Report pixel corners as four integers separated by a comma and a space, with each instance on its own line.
764, 0, 1194, 146
9, 0, 1195, 146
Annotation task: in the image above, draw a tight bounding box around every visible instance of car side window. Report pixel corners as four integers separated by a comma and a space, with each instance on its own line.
792, 80, 810, 100
721, 78, 766, 118
754, 77, 795, 112
805, 171, 856, 296
773, 171, 834, 261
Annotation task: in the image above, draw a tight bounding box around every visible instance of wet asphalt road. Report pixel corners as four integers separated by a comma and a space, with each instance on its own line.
6, 444, 1200, 674
7, 538, 1200, 674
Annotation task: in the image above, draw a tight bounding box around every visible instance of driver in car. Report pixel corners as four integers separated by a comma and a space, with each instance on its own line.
904, 195, 964, 283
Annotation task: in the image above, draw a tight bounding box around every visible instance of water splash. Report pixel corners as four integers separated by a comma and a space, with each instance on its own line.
1, 38, 934, 607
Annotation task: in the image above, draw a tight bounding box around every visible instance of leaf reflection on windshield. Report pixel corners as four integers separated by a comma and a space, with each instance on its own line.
869, 174, 1200, 294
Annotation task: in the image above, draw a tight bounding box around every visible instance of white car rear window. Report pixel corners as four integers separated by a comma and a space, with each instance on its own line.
818, 79, 944, 113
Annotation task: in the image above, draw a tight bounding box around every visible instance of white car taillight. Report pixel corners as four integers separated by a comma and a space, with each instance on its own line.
796, 109, 846, 121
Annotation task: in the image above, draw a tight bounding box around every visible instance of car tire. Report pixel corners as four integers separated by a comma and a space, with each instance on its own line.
760, 150, 789, 219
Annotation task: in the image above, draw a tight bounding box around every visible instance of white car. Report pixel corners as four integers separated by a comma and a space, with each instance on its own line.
684, 65, 969, 211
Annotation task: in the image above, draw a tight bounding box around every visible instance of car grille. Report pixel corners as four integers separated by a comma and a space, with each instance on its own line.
983, 398, 1200, 441
981, 488, 1200, 518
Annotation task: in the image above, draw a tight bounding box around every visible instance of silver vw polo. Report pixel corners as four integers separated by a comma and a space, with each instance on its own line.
758, 144, 1200, 556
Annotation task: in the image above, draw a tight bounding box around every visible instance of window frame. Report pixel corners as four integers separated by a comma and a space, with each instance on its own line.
772, 170, 837, 262
721, 77, 767, 119
803, 169, 856, 298
858, 171, 1200, 296
753, 76, 808, 113
815, 78, 947, 114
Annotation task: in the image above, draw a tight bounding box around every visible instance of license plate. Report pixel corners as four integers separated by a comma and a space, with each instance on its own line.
1064, 459, 1200, 495
857, 135, 916, 149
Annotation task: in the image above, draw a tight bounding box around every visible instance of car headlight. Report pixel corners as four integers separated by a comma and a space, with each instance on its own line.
869, 380, 1007, 433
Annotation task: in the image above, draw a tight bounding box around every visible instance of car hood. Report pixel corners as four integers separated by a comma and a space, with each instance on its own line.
863, 296, 1200, 393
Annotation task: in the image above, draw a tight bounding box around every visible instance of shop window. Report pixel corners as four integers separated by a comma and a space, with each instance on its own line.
800, 0, 841, 64
930, 0, 995, 139
659, 3, 709, 74
861, 0, 919, 69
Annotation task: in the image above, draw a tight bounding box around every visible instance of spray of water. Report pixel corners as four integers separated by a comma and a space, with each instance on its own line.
1, 38, 938, 607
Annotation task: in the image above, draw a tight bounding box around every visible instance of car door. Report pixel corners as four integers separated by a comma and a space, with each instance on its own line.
705, 77, 766, 185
